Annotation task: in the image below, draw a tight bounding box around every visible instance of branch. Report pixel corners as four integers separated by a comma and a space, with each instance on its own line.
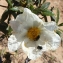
0, 5, 7, 8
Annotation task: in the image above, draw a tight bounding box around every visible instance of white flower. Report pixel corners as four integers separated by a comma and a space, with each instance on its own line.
8, 8, 61, 60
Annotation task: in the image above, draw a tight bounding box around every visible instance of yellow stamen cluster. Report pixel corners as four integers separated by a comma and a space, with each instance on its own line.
27, 27, 40, 41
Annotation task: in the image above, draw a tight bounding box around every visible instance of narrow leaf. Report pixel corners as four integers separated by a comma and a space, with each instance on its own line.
50, 15, 55, 21
41, 9, 54, 16
6, 26, 13, 35
1, 10, 8, 22
10, 7, 24, 12
10, 7, 19, 12
56, 30, 61, 36
58, 23, 63, 26
59, 29, 63, 32
0, 22, 8, 34
28, 4, 34, 11
6, 0, 12, 7
50, 6, 55, 21
33, 8, 40, 14
41, 2, 50, 10
12, 13, 17, 18
56, 8, 59, 24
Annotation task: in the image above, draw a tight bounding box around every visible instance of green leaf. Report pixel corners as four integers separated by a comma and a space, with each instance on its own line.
50, 15, 56, 21
56, 8, 59, 24
28, 4, 34, 11
59, 29, 63, 32
10, 7, 24, 12
12, 13, 17, 18
0, 22, 8, 34
58, 23, 63, 26
6, 0, 12, 8
10, 7, 19, 12
6, 26, 13, 35
1, 10, 8, 22
33, 8, 40, 14
41, 9, 54, 16
41, 2, 50, 10
56, 30, 61, 36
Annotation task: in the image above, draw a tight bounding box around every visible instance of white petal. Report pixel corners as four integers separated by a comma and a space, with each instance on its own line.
28, 48, 43, 60
24, 38, 37, 47
41, 44, 51, 51
16, 8, 44, 27
22, 20, 33, 29
49, 32, 61, 50
16, 8, 33, 23
14, 28, 27, 41
10, 8, 44, 33
37, 28, 61, 51
40, 28, 52, 43
36, 38, 46, 46
42, 31, 61, 51
21, 41, 29, 54
44, 21, 58, 31
8, 35, 21, 52
33, 20, 43, 27
22, 41, 43, 60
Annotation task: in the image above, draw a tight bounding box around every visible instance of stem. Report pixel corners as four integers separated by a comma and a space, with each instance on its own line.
0, 5, 7, 8
50, 6, 54, 11
0, 57, 2, 63
43, 15, 48, 22
25, 57, 31, 63
50, 6, 55, 21
59, 29, 63, 32
8, 14, 11, 24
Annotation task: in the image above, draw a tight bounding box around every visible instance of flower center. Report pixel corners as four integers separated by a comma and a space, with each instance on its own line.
27, 27, 40, 41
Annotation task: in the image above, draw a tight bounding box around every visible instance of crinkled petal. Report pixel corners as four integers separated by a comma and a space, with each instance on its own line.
33, 20, 43, 27
49, 32, 61, 50
44, 21, 58, 31
16, 8, 31, 24
10, 8, 44, 32
27, 48, 43, 60
36, 28, 61, 51
8, 35, 21, 52
10, 8, 43, 33
43, 32, 61, 51
16, 8, 43, 23
21, 20, 33, 29
36, 38, 46, 46
22, 41, 43, 60
39, 28, 52, 44
13, 28, 27, 42
16, 8, 32, 23
24, 38, 37, 47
